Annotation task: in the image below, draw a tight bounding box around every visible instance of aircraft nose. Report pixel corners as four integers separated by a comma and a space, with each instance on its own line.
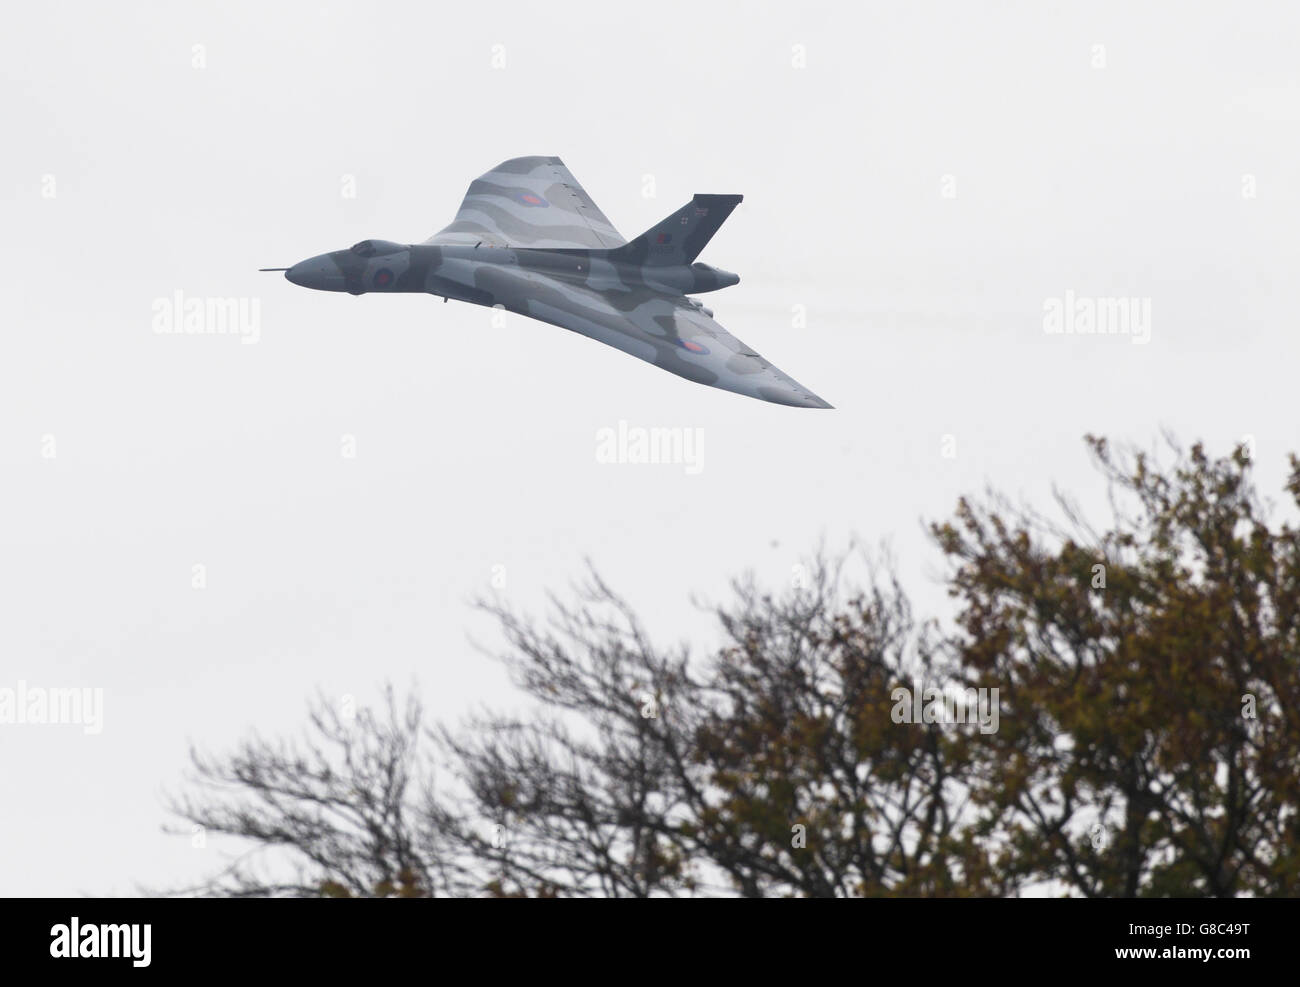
285, 255, 345, 290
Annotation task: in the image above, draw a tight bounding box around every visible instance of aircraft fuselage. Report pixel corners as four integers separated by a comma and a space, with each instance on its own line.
284, 243, 739, 309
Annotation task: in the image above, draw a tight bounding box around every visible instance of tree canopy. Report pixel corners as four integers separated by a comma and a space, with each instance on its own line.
168, 437, 1300, 896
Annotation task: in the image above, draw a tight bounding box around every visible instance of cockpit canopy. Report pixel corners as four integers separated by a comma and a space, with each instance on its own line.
350, 239, 406, 258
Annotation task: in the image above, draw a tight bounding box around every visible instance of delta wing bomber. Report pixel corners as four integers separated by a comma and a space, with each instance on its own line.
262, 157, 831, 408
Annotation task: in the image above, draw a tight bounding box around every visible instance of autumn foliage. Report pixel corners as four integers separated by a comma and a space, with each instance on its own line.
170, 438, 1300, 896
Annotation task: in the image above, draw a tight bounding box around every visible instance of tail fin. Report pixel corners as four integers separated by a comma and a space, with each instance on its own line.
607, 194, 742, 267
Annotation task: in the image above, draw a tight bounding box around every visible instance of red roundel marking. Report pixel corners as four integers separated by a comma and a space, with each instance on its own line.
679, 339, 708, 354
521, 194, 542, 205
374, 268, 393, 288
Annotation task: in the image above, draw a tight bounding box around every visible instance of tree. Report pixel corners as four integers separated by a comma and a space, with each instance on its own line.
168, 437, 1300, 896
932, 436, 1300, 896
165, 689, 435, 897
429, 560, 977, 897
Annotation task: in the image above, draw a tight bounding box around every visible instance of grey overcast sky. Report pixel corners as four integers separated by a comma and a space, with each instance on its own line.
3, 0, 1298, 895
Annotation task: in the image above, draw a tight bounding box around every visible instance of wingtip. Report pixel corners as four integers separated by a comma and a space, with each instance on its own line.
800, 391, 835, 410
759, 388, 835, 409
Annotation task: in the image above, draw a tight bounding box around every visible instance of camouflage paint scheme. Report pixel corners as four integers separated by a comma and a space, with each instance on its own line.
279, 157, 831, 408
